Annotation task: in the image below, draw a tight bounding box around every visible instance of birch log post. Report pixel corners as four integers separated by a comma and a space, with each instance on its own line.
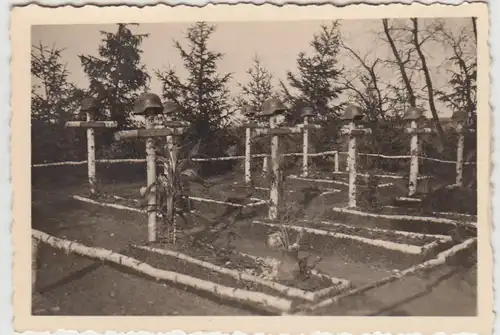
301, 115, 310, 177
340, 127, 371, 208
145, 115, 158, 242
346, 123, 357, 208
408, 120, 419, 197
64, 98, 117, 195
340, 105, 371, 208
86, 111, 96, 194
455, 123, 465, 187
245, 127, 252, 184
262, 156, 269, 176
334, 151, 339, 173
403, 107, 433, 197
269, 114, 282, 220
114, 93, 189, 243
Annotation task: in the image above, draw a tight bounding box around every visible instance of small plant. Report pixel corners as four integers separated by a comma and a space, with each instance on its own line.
265, 185, 324, 282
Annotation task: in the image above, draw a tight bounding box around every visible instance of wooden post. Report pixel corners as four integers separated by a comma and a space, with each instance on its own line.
456, 123, 465, 187
65, 115, 117, 196
341, 125, 372, 208
145, 115, 157, 242
86, 111, 96, 194
115, 125, 188, 243
245, 127, 252, 184
269, 115, 282, 221
404, 125, 434, 197
334, 151, 339, 172
340, 105, 371, 208
301, 115, 310, 177
408, 120, 419, 197
347, 122, 357, 208
262, 156, 269, 176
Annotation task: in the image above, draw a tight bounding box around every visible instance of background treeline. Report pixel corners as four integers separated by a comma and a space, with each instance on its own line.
31, 19, 477, 183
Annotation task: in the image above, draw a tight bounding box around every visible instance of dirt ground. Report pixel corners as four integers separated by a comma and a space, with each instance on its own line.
31, 167, 477, 316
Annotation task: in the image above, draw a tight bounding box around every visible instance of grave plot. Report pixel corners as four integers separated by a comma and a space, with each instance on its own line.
122, 242, 351, 307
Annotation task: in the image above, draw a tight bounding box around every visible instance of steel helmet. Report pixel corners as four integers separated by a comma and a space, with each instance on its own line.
163, 101, 183, 115
81, 97, 98, 112
300, 106, 315, 118
403, 107, 426, 121
133, 93, 163, 116
340, 104, 365, 121
241, 104, 258, 118
258, 98, 287, 117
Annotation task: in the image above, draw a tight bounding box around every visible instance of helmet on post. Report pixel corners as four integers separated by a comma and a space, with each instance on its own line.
403, 107, 426, 121
163, 101, 183, 115
340, 104, 365, 121
300, 106, 315, 118
81, 97, 98, 112
241, 105, 258, 118
257, 98, 287, 117
133, 93, 163, 116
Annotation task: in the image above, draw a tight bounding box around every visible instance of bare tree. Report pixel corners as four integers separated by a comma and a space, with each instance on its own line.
340, 42, 388, 120
410, 18, 446, 148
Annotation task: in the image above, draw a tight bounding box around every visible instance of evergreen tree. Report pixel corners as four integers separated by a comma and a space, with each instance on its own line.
31, 43, 85, 163
31, 43, 82, 123
280, 21, 344, 122
235, 55, 278, 112
155, 21, 233, 158
79, 23, 150, 130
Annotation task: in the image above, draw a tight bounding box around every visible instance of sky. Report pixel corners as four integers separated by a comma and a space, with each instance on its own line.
31, 17, 475, 118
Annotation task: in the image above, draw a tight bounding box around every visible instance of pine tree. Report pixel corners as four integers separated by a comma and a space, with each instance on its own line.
31, 43, 85, 163
280, 21, 344, 122
79, 23, 151, 130
155, 21, 233, 158
235, 55, 278, 112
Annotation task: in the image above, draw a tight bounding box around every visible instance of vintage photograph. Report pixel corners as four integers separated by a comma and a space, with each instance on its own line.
10, 2, 491, 333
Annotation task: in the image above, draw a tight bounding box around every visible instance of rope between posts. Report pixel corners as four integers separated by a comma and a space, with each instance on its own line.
31, 150, 475, 167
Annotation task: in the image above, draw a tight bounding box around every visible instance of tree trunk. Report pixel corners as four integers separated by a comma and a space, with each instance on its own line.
382, 19, 417, 108
411, 18, 446, 153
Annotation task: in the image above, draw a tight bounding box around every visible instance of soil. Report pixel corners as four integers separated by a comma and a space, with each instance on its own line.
287, 220, 439, 246
31, 169, 477, 316
123, 244, 336, 294
236, 222, 427, 271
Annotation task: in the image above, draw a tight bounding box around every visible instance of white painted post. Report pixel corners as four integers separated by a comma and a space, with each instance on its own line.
262, 156, 269, 176
145, 115, 157, 243
340, 105, 371, 208
408, 120, 419, 197
334, 151, 339, 172
301, 116, 309, 177
65, 103, 117, 195
245, 127, 252, 184
347, 123, 357, 208
456, 123, 465, 187
269, 116, 282, 221
86, 112, 97, 195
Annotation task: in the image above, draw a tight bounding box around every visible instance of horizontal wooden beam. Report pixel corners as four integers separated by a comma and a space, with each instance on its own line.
404, 128, 434, 134
243, 123, 265, 129
340, 128, 372, 136
296, 124, 322, 130
114, 128, 185, 140
163, 120, 191, 128
254, 127, 304, 136
65, 121, 118, 128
